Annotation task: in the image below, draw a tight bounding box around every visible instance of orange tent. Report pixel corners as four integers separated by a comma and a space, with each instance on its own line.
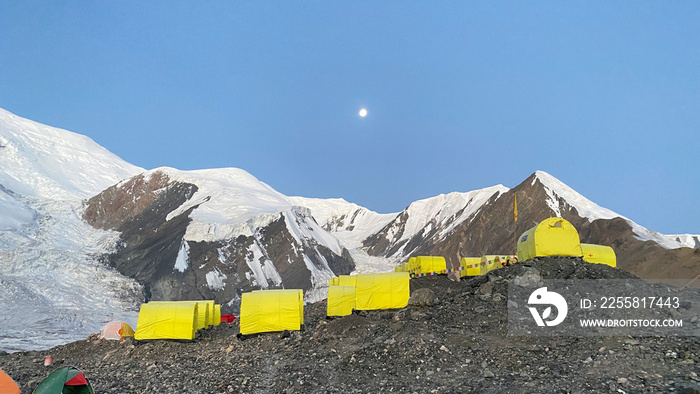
0, 369, 20, 394
99, 320, 135, 341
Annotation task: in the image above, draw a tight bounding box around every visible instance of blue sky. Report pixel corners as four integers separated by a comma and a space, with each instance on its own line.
1, 2, 698, 234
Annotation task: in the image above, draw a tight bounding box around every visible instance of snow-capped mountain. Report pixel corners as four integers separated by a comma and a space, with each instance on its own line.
1, 107, 698, 353
287, 196, 399, 274
398, 171, 700, 282
0, 108, 144, 352
361, 186, 509, 262
83, 167, 354, 313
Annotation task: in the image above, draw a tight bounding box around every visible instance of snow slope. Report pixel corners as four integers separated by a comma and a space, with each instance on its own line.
0, 108, 144, 352
288, 197, 398, 274
0, 107, 143, 199
151, 167, 345, 256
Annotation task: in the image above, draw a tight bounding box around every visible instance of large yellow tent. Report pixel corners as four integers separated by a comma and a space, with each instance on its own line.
354, 272, 410, 311
460, 257, 483, 277
414, 256, 447, 275
328, 277, 340, 286
149, 301, 212, 330
581, 243, 617, 267
408, 257, 417, 274
327, 285, 356, 317
337, 275, 357, 287
134, 302, 198, 340
517, 217, 583, 261
240, 289, 304, 335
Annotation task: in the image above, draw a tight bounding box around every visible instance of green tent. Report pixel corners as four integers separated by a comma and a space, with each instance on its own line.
34, 366, 94, 394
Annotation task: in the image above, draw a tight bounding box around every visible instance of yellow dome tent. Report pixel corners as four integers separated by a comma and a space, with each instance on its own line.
327, 285, 356, 317
134, 302, 198, 340
581, 243, 617, 267
517, 217, 583, 261
240, 289, 304, 335
354, 272, 410, 311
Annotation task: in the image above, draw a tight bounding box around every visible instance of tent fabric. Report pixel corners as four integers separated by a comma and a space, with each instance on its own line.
134, 302, 198, 340
408, 257, 417, 274
33, 366, 94, 394
480, 255, 514, 273
354, 272, 410, 311
239, 289, 304, 335
214, 304, 222, 326
0, 369, 20, 394
581, 243, 617, 267
414, 256, 447, 275
327, 286, 356, 317
517, 217, 583, 262
149, 301, 212, 330
337, 275, 357, 287
328, 277, 340, 286
99, 321, 135, 341
460, 257, 482, 277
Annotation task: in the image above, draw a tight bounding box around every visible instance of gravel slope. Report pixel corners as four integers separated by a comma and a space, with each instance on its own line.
2, 257, 699, 393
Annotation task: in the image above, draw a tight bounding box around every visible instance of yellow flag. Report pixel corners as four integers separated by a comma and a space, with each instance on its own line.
514, 194, 518, 222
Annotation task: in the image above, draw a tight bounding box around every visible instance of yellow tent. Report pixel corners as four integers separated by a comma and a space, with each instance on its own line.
355, 272, 410, 310
214, 304, 222, 326
460, 257, 482, 277
134, 302, 198, 340
414, 256, 447, 275
517, 217, 583, 261
401, 262, 408, 272
240, 289, 304, 335
581, 243, 617, 267
149, 301, 211, 330
327, 286, 356, 317
480, 255, 498, 273
337, 275, 357, 287
328, 277, 340, 286
408, 257, 417, 274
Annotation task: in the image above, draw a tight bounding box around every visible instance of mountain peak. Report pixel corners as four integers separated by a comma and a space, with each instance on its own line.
0, 107, 143, 199
527, 170, 619, 222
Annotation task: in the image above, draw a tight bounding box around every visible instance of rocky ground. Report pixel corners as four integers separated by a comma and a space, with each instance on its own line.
2, 257, 699, 393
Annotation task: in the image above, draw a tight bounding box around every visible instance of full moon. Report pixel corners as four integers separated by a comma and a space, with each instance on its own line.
359, 108, 368, 117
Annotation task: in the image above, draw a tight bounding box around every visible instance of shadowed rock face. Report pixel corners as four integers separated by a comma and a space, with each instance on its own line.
363, 172, 700, 282
84, 170, 354, 313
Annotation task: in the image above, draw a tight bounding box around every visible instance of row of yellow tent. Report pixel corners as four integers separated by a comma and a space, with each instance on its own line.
134, 300, 222, 340
393, 255, 517, 277
237, 273, 412, 334
393, 217, 616, 277
327, 272, 410, 317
